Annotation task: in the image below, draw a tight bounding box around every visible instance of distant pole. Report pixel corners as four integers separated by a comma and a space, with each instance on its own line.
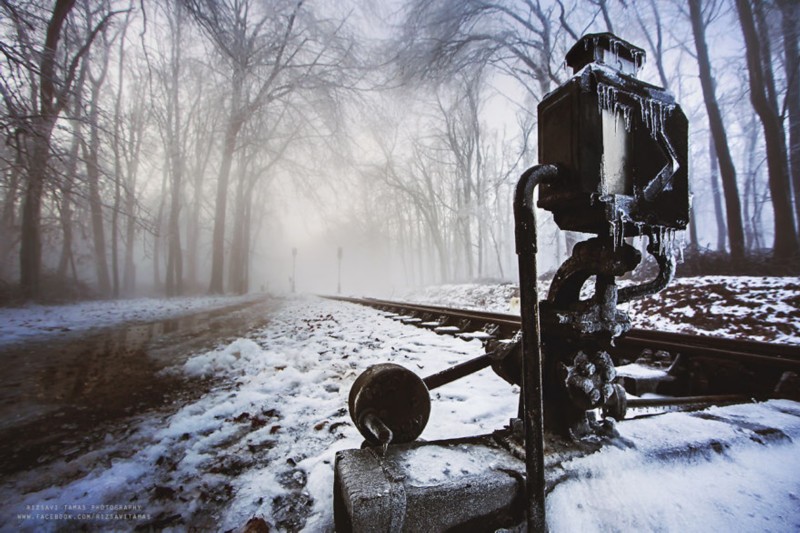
337, 246, 343, 294
291, 247, 297, 293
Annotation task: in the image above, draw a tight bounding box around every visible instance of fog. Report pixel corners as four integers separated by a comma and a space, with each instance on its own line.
1, 0, 797, 302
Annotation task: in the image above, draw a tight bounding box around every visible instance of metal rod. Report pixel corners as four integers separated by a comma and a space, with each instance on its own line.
624, 340, 800, 370
422, 354, 493, 390
627, 394, 749, 408
514, 164, 559, 532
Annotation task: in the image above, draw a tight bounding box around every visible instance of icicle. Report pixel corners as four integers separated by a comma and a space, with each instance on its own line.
659, 227, 667, 255
597, 84, 605, 114
621, 104, 632, 132
634, 96, 675, 140
638, 96, 650, 135
610, 38, 620, 69
649, 100, 657, 139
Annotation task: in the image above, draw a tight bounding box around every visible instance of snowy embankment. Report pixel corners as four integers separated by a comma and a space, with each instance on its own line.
403, 276, 800, 345
0, 278, 800, 531
2, 296, 799, 531
0, 293, 263, 348
3, 298, 519, 531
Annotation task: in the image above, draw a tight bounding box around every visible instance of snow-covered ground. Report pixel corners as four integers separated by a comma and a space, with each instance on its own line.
2, 298, 519, 531
0, 293, 264, 348
403, 276, 800, 344
1, 277, 799, 531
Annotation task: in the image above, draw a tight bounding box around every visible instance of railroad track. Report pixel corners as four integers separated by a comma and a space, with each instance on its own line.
323, 295, 800, 417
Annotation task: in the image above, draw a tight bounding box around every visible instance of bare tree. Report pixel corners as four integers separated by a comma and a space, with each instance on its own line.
777, 0, 800, 231
119, 71, 147, 296
1, 0, 121, 299
632, 0, 670, 89
80, 8, 115, 296
397, 0, 571, 101
186, 0, 357, 293
56, 54, 88, 282
742, 111, 764, 250
688, 0, 746, 260
437, 70, 485, 280
163, 2, 185, 297
183, 74, 219, 291
185, 0, 301, 294
736, 0, 799, 261
708, 135, 728, 251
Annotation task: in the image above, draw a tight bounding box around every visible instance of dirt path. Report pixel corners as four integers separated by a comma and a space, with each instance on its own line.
0, 297, 280, 479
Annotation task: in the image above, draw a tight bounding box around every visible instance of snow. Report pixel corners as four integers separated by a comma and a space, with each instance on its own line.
404, 276, 800, 345
0, 297, 519, 532
402, 443, 521, 487
2, 276, 799, 531
549, 443, 800, 532
0, 294, 263, 348
616, 363, 670, 380
547, 401, 800, 533
402, 282, 521, 313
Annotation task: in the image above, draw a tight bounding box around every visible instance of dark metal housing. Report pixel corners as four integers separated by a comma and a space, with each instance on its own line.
538, 33, 689, 236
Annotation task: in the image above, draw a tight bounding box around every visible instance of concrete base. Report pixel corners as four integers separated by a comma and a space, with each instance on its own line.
334, 401, 800, 532
334, 435, 526, 532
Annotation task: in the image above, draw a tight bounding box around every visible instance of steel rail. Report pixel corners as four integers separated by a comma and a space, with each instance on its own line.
323, 295, 800, 369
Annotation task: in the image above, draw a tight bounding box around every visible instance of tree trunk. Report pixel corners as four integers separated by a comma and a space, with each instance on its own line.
153, 164, 168, 290
743, 112, 761, 251
83, 79, 112, 296
228, 165, 247, 294
185, 193, 199, 289
110, 13, 131, 298
57, 155, 76, 279
689, 0, 746, 260
122, 109, 144, 296
1, 145, 21, 280
19, 0, 77, 299
19, 121, 54, 298
165, 5, 184, 298
209, 118, 242, 294
166, 180, 183, 297
58, 61, 87, 279
688, 201, 700, 252
708, 135, 727, 252
111, 162, 120, 297
242, 182, 254, 294
736, 0, 800, 261
778, 0, 800, 229
186, 162, 203, 289
123, 183, 137, 295
58, 138, 79, 278
209, 70, 244, 294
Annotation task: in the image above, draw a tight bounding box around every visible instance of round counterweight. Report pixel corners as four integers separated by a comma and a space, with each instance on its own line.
349, 363, 431, 445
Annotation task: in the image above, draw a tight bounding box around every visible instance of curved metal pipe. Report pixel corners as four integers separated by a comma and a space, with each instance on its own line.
618, 235, 676, 304
514, 164, 560, 533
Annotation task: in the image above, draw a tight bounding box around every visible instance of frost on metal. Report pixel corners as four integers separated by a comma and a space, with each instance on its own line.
538, 32, 689, 239
521, 33, 693, 438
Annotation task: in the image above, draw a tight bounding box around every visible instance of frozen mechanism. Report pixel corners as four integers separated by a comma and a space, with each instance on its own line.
341, 30, 691, 455
348, 363, 430, 449
539, 32, 689, 240
336, 32, 692, 533
531, 32, 690, 437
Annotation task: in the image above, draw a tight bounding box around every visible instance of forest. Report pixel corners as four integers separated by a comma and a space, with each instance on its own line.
0, 0, 798, 302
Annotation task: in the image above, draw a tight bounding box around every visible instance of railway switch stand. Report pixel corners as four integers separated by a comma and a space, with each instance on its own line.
532, 32, 688, 438
334, 33, 691, 532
